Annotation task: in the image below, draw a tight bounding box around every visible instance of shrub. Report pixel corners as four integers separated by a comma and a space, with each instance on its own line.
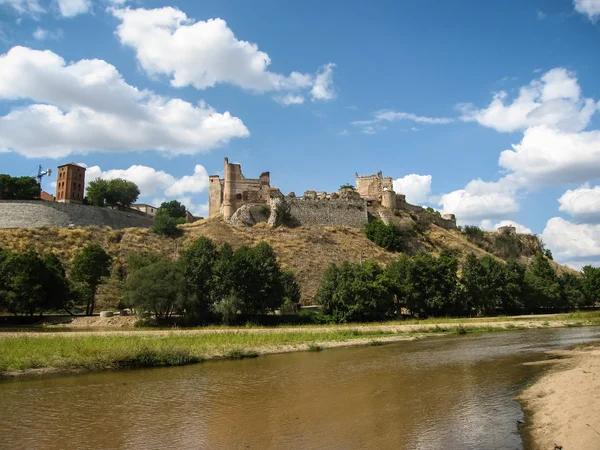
494, 232, 523, 259
364, 219, 403, 252
152, 209, 180, 237
464, 225, 485, 241
274, 198, 296, 227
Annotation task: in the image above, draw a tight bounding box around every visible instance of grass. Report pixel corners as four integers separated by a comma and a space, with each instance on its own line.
0, 329, 398, 376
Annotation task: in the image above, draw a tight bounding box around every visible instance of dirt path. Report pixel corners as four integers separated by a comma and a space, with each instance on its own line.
518, 345, 600, 450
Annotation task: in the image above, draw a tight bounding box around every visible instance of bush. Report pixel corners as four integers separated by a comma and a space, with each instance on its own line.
464, 225, 485, 241
494, 232, 523, 259
152, 209, 180, 237
364, 219, 403, 252
274, 198, 296, 227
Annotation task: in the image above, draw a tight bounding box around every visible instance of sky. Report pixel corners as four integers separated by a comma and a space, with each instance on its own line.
1, 0, 600, 269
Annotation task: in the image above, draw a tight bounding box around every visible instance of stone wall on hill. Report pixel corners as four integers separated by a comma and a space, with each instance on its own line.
286, 197, 368, 228
0, 201, 154, 229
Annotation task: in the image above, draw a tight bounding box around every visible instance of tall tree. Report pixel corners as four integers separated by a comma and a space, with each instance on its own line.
0, 251, 47, 316
86, 178, 140, 208
70, 244, 112, 315
0, 175, 41, 200
86, 179, 109, 207
524, 253, 561, 311
159, 200, 187, 219
181, 236, 219, 318
581, 265, 600, 306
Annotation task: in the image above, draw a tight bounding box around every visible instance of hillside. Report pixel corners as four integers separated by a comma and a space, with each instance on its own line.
0, 216, 565, 307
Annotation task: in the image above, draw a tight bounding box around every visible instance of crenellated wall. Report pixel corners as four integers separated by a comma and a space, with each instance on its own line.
0, 201, 154, 229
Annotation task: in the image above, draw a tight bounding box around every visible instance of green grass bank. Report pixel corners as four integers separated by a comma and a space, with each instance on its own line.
1, 311, 600, 379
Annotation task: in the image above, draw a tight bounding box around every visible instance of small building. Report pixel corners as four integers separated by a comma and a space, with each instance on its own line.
131, 203, 158, 217
209, 157, 271, 220
55, 163, 86, 203
40, 191, 55, 201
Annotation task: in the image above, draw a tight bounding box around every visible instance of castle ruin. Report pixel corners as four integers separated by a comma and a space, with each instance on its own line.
209, 158, 271, 220
210, 160, 457, 230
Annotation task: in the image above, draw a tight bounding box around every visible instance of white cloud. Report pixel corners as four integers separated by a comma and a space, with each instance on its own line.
0, 0, 44, 15
0, 46, 249, 158
56, 0, 91, 17
542, 217, 600, 260
164, 165, 209, 196
352, 109, 453, 134
499, 125, 600, 187
111, 6, 334, 102
458, 68, 597, 133
32, 27, 63, 40
274, 94, 304, 106
480, 219, 533, 234
438, 178, 519, 223
393, 174, 432, 204
558, 184, 600, 221
311, 63, 336, 101
574, 0, 600, 21
83, 163, 210, 216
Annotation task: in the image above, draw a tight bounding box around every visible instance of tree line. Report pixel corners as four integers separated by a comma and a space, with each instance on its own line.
317, 252, 600, 323
0, 175, 41, 200
0, 237, 300, 325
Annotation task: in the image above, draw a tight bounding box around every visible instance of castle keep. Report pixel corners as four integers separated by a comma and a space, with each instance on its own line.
209, 158, 271, 220
355, 171, 393, 201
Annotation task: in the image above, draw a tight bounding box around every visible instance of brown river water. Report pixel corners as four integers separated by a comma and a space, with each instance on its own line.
1, 326, 599, 450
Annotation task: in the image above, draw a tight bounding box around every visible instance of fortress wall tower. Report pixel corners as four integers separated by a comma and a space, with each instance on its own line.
55, 163, 86, 203
355, 171, 393, 200
209, 158, 271, 220
381, 189, 397, 209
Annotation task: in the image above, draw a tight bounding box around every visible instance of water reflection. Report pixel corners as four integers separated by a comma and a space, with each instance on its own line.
1, 327, 599, 450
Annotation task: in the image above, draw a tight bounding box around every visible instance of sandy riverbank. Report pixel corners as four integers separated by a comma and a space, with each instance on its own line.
518, 344, 600, 450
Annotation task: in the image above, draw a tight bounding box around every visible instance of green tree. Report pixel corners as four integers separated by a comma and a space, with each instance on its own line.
86, 179, 109, 206
364, 219, 403, 252
124, 260, 185, 319
386, 252, 459, 318
559, 272, 586, 309
0, 251, 47, 316
317, 260, 394, 323
524, 253, 560, 312
181, 236, 219, 318
152, 209, 180, 237
581, 265, 600, 306
460, 254, 507, 316
0, 175, 41, 200
70, 244, 112, 315
159, 200, 187, 219
40, 253, 70, 313
281, 270, 301, 305
86, 178, 140, 208
502, 259, 527, 314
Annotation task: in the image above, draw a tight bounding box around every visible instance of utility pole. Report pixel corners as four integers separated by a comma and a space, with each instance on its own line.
359, 252, 364, 264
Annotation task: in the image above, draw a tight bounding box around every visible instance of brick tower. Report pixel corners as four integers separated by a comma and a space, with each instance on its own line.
55, 163, 86, 203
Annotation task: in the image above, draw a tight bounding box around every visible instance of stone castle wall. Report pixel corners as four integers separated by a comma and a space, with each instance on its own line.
0, 201, 154, 229
287, 198, 368, 228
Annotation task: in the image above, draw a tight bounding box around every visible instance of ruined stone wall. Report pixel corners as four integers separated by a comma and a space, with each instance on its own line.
208, 175, 223, 217
0, 201, 154, 229
286, 198, 368, 228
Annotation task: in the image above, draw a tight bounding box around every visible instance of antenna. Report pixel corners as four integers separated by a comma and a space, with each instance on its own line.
36, 165, 52, 186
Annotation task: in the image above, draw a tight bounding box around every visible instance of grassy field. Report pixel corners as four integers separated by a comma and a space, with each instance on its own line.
2, 311, 599, 378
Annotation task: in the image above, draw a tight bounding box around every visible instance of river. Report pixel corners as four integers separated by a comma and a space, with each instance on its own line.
1, 326, 599, 450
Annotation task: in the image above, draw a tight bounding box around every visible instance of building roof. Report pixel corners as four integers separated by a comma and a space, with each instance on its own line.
132, 203, 158, 209
57, 162, 86, 169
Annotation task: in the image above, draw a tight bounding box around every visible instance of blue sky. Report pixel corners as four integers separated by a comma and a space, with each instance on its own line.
1, 0, 600, 268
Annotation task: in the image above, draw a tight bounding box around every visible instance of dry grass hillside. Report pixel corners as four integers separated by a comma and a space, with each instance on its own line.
0, 217, 567, 306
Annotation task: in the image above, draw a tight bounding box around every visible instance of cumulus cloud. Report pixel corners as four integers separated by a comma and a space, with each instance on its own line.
558, 184, 600, 222
311, 63, 336, 101
274, 94, 304, 106
111, 7, 335, 102
32, 27, 63, 40
542, 217, 600, 261
0, 0, 44, 15
0, 46, 249, 158
499, 125, 600, 187
480, 219, 533, 234
352, 109, 453, 134
83, 163, 210, 216
392, 174, 432, 204
56, 0, 91, 17
438, 189, 519, 223
458, 68, 597, 133
574, 0, 600, 21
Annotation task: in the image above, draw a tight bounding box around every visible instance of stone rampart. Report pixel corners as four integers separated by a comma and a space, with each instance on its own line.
0, 201, 154, 229
287, 198, 368, 228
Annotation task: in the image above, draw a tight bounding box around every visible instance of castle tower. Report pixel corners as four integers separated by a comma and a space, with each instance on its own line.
381, 189, 397, 209
55, 163, 86, 203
